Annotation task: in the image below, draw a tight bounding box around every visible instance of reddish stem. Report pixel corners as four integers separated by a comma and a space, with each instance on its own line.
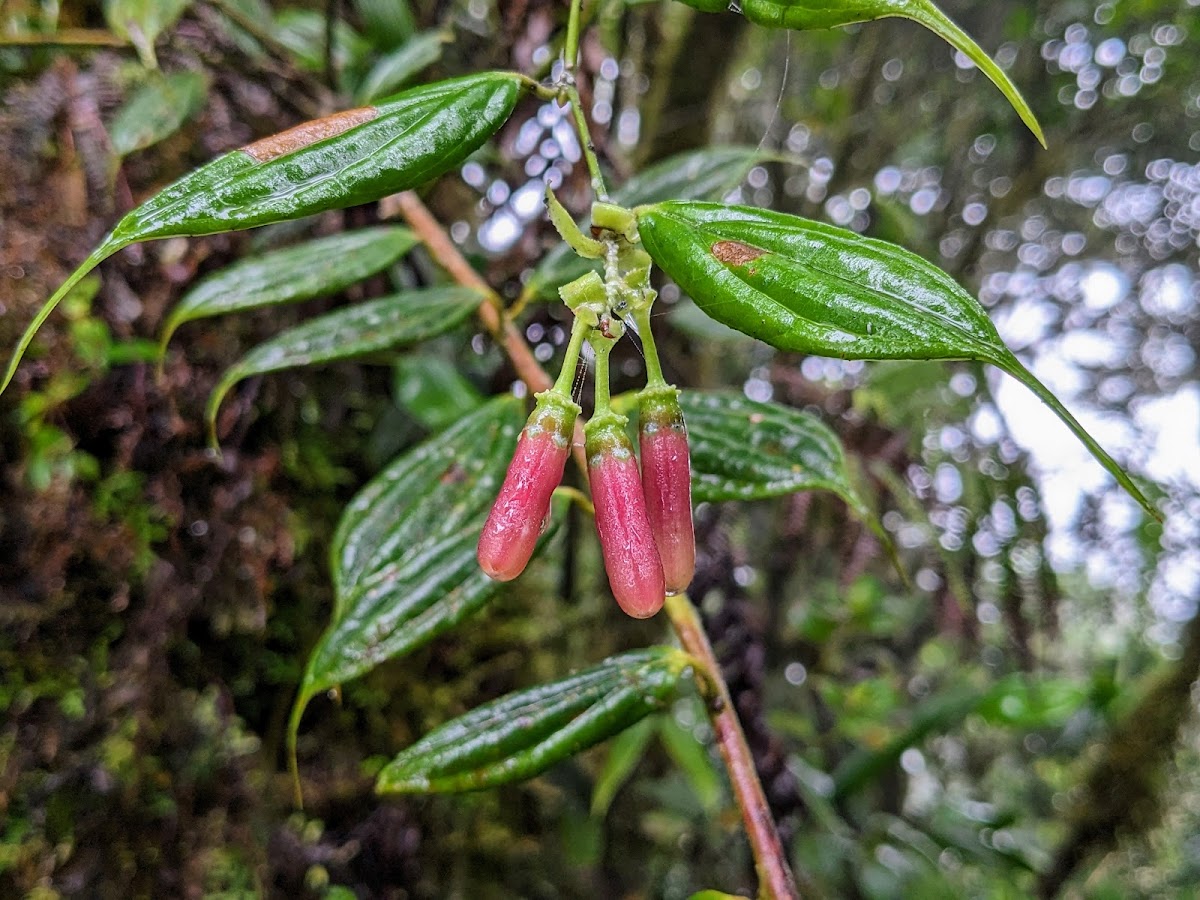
665, 592, 800, 900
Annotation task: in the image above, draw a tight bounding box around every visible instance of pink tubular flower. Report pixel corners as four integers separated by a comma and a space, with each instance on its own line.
586, 416, 666, 619
637, 387, 695, 594
477, 392, 578, 582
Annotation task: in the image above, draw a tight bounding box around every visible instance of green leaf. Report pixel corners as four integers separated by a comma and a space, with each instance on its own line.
831, 674, 1090, 801
329, 396, 519, 605
672, 0, 1044, 145
679, 390, 865, 509
205, 286, 480, 441
523, 146, 769, 301
658, 716, 724, 814
393, 353, 484, 432
104, 0, 192, 67
274, 8, 369, 73
975, 676, 1089, 729
637, 202, 1157, 519
110, 71, 526, 242
355, 30, 448, 104
3, 72, 528, 396
352, 0, 416, 47
211, 0, 276, 57
160, 226, 418, 355
591, 717, 656, 816
109, 70, 209, 156
376, 648, 691, 794
290, 397, 564, 793
832, 679, 993, 801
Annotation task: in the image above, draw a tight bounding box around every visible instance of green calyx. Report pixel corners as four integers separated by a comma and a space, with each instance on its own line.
528, 389, 580, 441
591, 201, 639, 243
559, 271, 608, 327
549, 196, 667, 416
584, 411, 632, 459
637, 383, 684, 429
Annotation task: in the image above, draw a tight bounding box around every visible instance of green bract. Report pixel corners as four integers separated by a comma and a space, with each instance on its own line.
376, 648, 691, 794
636, 201, 1157, 519
1, 71, 530, 395
523, 146, 771, 302
672, 0, 1044, 145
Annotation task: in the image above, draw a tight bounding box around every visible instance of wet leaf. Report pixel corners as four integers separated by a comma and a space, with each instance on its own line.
637, 202, 1156, 519
110, 70, 209, 156
329, 396, 520, 606
680, 390, 867, 508
160, 227, 418, 355
524, 146, 769, 301
672, 0, 1044, 145
206, 286, 480, 440
289, 398, 569, 788
355, 30, 448, 104
3, 71, 528, 395
376, 648, 691, 794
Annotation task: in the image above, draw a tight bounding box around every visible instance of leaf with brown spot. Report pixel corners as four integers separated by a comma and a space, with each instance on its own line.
711, 240, 765, 267
3, 71, 529, 396
637, 201, 1158, 520
242, 107, 377, 162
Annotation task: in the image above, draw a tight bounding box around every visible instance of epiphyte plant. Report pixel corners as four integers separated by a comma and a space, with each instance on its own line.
2, 0, 1165, 897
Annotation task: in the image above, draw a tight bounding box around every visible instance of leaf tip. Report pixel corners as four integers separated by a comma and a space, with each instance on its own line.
997, 356, 1162, 523
1, 243, 118, 398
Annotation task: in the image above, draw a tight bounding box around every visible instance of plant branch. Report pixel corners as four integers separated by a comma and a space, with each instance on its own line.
665, 593, 801, 900
560, 0, 609, 199
565, 85, 609, 201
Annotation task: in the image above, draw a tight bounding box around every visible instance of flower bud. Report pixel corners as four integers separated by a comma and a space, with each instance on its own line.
637, 388, 696, 594
478, 392, 578, 582
586, 416, 666, 619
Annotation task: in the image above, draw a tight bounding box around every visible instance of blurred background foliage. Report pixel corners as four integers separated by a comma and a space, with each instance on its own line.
0, 0, 1197, 897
